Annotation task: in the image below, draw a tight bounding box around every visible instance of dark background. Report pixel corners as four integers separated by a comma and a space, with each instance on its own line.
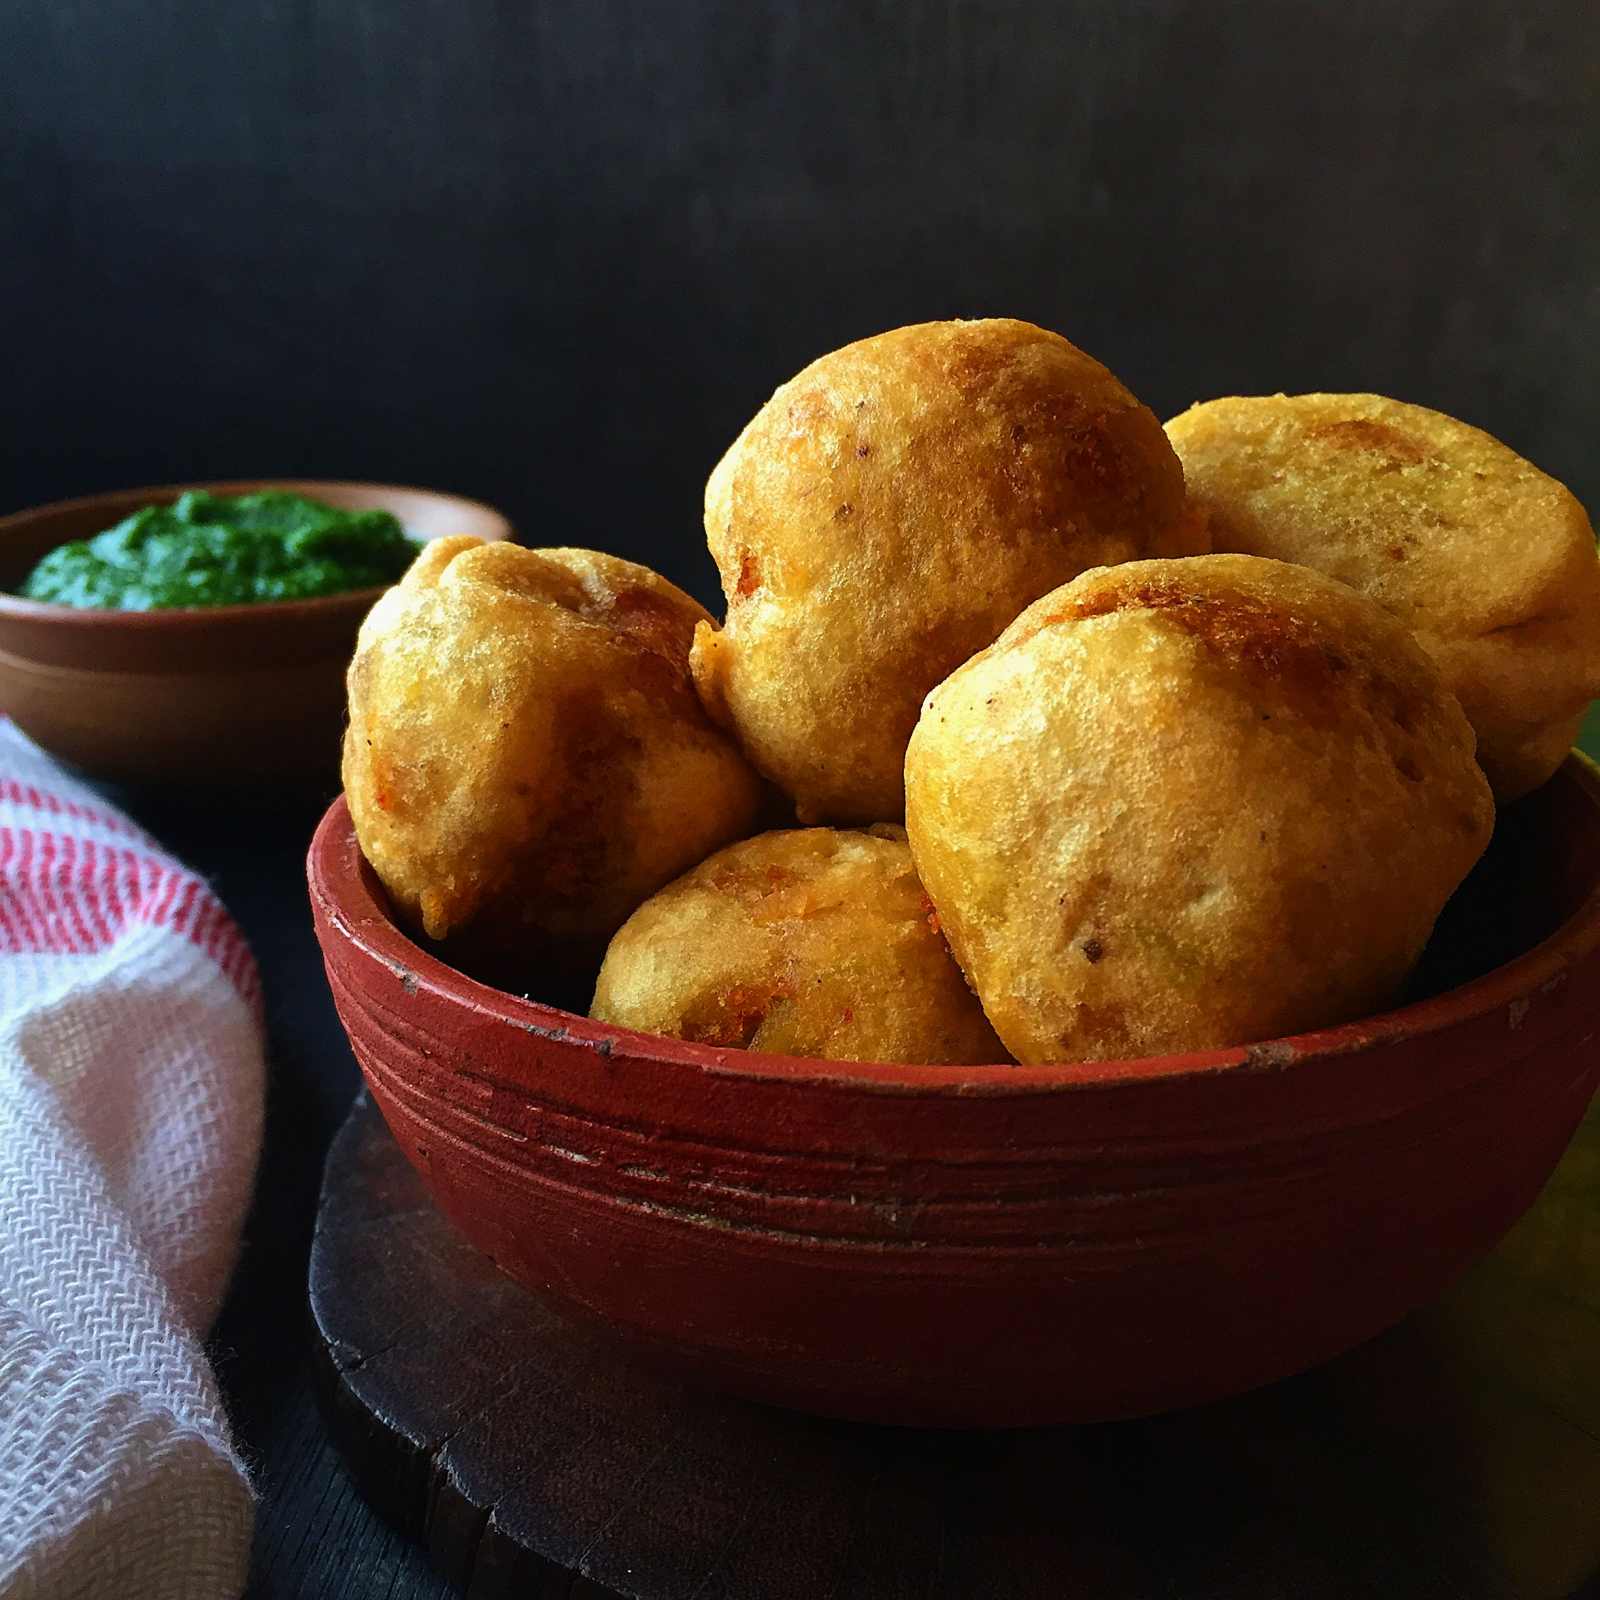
6, 0, 1598, 607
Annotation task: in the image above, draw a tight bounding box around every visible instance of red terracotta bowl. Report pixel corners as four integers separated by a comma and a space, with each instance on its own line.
0, 480, 510, 785
308, 757, 1600, 1427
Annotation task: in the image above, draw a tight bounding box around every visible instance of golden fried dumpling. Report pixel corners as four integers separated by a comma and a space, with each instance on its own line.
905, 554, 1495, 1064
344, 537, 763, 963
690, 318, 1200, 824
591, 826, 1007, 1064
1167, 393, 1600, 800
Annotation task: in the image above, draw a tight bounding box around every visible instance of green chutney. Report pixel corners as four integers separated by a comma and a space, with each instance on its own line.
21, 490, 418, 610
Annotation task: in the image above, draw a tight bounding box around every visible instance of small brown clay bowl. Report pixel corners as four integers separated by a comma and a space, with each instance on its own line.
308, 757, 1600, 1427
0, 480, 511, 786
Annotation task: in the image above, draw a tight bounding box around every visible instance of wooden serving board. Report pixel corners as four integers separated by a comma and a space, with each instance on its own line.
310, 1091, 1600, 1600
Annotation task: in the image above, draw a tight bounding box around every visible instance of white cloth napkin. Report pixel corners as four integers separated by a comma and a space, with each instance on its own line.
0, 722, 263, 1598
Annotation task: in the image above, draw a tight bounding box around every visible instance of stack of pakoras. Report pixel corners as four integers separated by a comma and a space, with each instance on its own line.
343, 321, 1600, 1064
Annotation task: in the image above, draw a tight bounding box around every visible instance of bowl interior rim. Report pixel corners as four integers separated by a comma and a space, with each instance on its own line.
0, 478, 512, 626
310, 752, 1600, 1095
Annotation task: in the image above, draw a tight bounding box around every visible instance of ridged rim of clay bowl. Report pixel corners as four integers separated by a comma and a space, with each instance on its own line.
310, 753, 1600, 1093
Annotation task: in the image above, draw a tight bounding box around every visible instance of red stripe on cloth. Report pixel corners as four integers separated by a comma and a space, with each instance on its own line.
139, 859, 166, 926
72, 836, 114, 949
0, 831, 18, 951
41, 832, 96, 954
66, 835, 107, 953
136, 870, 262, 1019
11, 829, 47, 949
0, 779, 143, 841
185, 892, 220, 963
0, 821, 261, 1012
166, 879, 201, 940
0, 831, 18, 948
100, 838, 129, 935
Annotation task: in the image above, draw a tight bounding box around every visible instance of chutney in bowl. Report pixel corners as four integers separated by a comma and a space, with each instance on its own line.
0, 479, 510, 785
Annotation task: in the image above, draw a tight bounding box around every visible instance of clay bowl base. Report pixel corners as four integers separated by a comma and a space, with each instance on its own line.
311, 1090, 1600, 1600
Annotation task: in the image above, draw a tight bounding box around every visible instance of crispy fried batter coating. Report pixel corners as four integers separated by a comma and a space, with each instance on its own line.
905, 555, 1495, 1064
344, 538, 763, 961
1166, 393, 1600, 800
590, 826, 1007, 1064
690, 318, 1199, 824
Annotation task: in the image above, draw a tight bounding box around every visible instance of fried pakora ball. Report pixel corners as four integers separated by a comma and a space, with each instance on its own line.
1166, 394, 1600, 800
905, 555, 1495, 1065
344, 538, 763, 963
690, 318, 1200, 824
590, 826, 1007, 1064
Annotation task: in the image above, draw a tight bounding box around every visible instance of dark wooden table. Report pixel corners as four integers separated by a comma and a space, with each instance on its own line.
102, 701, 1600, 1599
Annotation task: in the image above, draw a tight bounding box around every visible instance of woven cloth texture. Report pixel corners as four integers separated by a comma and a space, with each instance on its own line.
0, 722, 263, 1598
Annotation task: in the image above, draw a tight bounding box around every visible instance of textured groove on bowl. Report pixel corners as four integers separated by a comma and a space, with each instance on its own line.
309, 758, 1600, 1425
